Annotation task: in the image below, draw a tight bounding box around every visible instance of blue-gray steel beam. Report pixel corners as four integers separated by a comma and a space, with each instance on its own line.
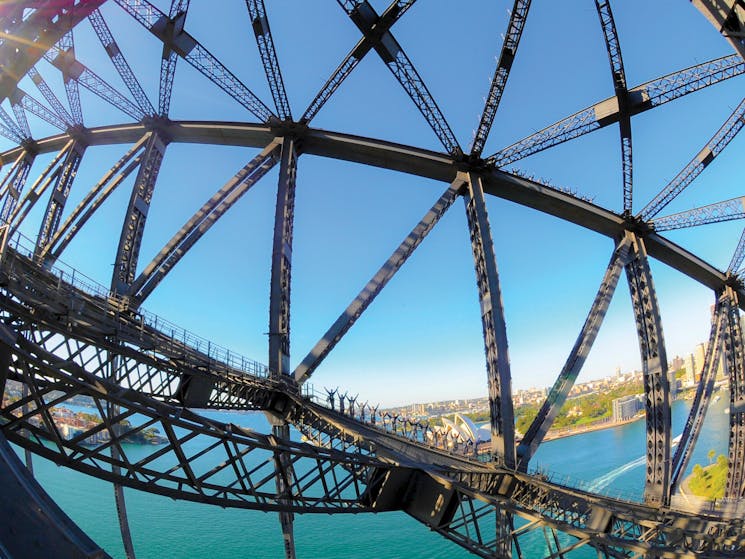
158, 1, 190, 117
464, 171, 514, 468
0, 329, 383, 513
0, 430, 112, 559
516, 237, 631, 471
0, 105, 25, 144
34, 140, 85, 259
54, 31, 84, 126
88, 9, 155, 117
245, 0, 291, 121
12, 87, 69, 131
269, 137, 297, 378
293, 181, 462, 385
624, 231, 671, 507
1, 122, 744, 308
652, 196, 745, 231
45, 40, 144, 122
27, 67, 74, 128
43, 135, 151, 265
302, 0, 415, 124
0, 121, 22, 144
722, 286, 745, 498
670, 293, 724, 492
729, 227, 745, 274
111, 131, 167, 295
8, 140, 73, 232
268, 138, 299, 559
594, 0, 633, 213
114, 0, 274, 122
0, 0, 106, 104
691, 0, 745, 60
108, 354, 137, 559
488, 54, 745, 167
0, 150, 34, 223
129, 140, 281, 306
338, 1, 461, 155
34, 140, 86, 257
10, 97, 31, 139
640, 97, 745, 220
272, 422, 297, 559
470, 0, 531, 157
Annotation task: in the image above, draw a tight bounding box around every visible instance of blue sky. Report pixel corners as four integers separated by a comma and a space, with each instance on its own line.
3, 0, 744, 406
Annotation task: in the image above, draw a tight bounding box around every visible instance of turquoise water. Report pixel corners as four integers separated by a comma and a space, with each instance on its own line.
19, 397, 730, 558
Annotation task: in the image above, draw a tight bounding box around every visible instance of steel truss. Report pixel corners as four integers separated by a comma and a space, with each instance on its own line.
0, 2, 744, 558
624, 231, 671, 507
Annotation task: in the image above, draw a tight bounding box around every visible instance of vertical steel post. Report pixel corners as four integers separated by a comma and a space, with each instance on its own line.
0, 151, 34, 223
35, 141, 86, 261
269, 136, 296, 379
624, 231, 671, 506
107, 131, 167, 559
112, 131, 167, 297
723, 286, 745, 498
463, 171, 515, 468
268, 136, 297, 559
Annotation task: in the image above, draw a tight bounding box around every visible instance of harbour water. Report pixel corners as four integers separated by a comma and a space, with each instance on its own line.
18, 396, 731, 558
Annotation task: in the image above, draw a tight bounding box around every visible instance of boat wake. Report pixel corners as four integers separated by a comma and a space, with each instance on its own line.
586, 435, 681, 493
586, 455, 645, 492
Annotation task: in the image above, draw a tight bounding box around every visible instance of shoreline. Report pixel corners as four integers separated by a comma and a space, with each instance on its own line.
540, 413, 645, 443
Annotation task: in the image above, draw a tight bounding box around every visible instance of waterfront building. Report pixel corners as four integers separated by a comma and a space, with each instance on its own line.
612, 394, 643, 423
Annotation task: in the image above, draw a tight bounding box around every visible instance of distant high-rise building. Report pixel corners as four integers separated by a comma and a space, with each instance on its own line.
684, 353, 696, 386
694, 343, 707, 382
669, 355, 684, 372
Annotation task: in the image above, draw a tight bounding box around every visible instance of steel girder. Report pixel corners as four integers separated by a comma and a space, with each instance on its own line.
463, 171, 515, 469
470, 0, 531, 157
0, 1, 107, 104
692, 0, 745, 60
652, 196, 745, 232
88, 9, 155, 118
11, 86, 70, 131
8, 139, 75, 232
641, 97, 745, 221
624, 231, 671, 507
0, 329, 384, 514
0, 149, 34, 223
27, 66, 75, 128
34, 140, 86, 260
3, 237, 745, 557
301, 0, 415, 123
516, 237, 632, 471
41, 134, 152, 265
1, 122, 740, 310
157, 1, 189, 117
269, 137, 297, 380
112, 131, 168, 296
487, 54, 745, 167
268, 136, 299, 559
297, 401, 745, 558
246, 0, 292, 122
338, 0, 461, 155
594, 0, 633, 213
129, 140, 282, 306
671, 292, 726, 492
114, 0, 274, 122
722, 286, 745, 499
293, 180, 462, 385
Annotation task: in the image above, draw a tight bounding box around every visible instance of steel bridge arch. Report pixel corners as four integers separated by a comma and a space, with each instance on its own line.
0, 1, 744, 558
